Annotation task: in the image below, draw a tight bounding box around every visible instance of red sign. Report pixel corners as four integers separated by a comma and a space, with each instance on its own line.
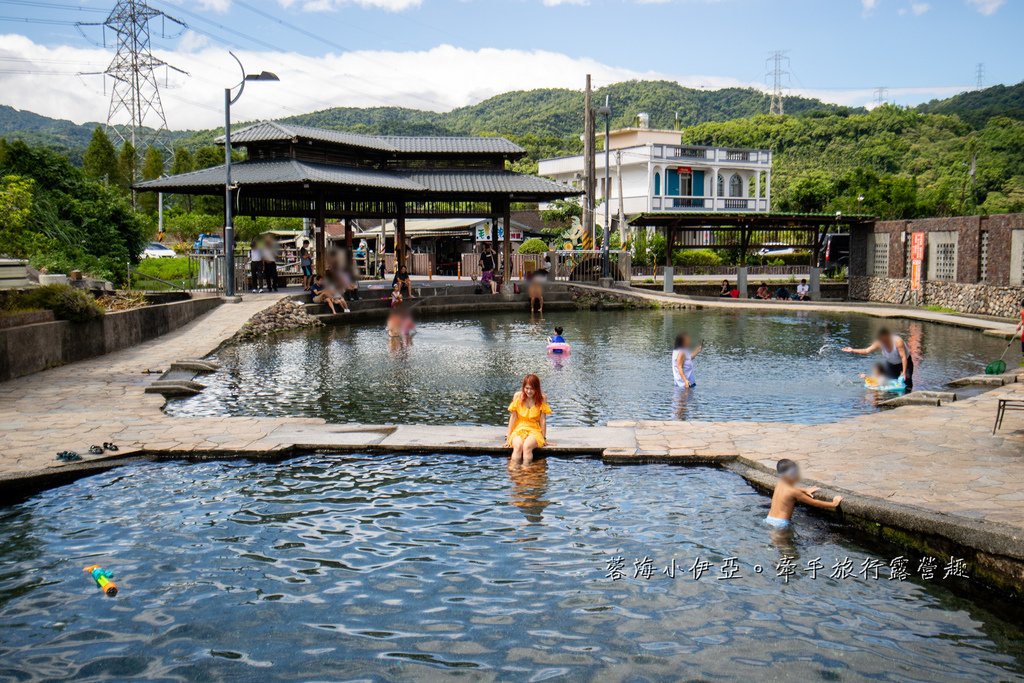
909, 232, 925, 291
676, 166, 692, 175
910, 232, 925, 261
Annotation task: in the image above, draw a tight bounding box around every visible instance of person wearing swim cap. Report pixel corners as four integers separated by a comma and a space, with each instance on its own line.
766, 459, 843, 528
841, 327, 914, 390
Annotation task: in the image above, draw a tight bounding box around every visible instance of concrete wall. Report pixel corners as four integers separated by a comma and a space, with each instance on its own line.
0, 295, 222, 382
850, 214, 1024, 317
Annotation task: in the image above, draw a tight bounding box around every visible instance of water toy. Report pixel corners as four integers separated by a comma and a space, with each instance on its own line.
546, 342, 571, 355
865, 375, 906, 393
84, 565, 118, 596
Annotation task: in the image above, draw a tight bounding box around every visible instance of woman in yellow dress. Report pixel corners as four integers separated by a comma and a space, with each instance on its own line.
506, 374, 551, 466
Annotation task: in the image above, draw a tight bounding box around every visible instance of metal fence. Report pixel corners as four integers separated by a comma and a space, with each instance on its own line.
459, 250, 632, 282
128, 253, 228, 293
631, 264, 815, 278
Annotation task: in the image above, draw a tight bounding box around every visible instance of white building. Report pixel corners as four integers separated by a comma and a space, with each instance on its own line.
537, 119, 772, 222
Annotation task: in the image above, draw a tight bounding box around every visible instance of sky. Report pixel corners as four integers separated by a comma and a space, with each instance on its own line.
0, 0, 1019, 131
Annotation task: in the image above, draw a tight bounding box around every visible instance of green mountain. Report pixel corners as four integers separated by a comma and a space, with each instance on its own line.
917, 81, 1024, 128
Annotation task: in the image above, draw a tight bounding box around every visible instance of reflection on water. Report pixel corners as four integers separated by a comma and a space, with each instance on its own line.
166, 309, 1016, 426
0, 455, 1021, 681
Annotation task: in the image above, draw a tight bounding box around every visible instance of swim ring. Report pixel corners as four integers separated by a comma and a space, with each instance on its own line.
546, 342, 571, 355
865, 376, 905, 393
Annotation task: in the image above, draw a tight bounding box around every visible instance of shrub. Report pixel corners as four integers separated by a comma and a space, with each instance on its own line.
13, 284, 104, 322
672, 249, 723, 267
136, 256, 193, 281
517, 238, 550, 254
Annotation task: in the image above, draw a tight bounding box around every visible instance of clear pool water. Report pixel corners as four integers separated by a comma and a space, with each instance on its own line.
0, 455, 1020, 681
166, 309, 1014, 425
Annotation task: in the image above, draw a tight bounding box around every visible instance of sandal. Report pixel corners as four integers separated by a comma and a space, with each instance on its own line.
56, 451, 82, 462
89, 445, 104, 455
103, 442, 119, 452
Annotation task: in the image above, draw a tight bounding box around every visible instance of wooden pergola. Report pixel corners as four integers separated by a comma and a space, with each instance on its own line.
630, 211, 875, 266
136, 121, 580, 278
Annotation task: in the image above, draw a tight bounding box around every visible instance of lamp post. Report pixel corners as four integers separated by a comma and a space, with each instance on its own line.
597, 96, 611, 279
224, 51, 279, 298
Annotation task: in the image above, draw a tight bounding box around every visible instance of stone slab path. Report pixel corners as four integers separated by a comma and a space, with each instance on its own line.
1, 290, 1022, 552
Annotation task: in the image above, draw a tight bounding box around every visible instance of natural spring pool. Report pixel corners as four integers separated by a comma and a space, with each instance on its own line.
166, 308, 1014, 425
0, 454, 1021, 681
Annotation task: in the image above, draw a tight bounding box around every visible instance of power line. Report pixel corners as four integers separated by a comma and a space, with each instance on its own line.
0, 0, 105, 11
765, 50, 789, 116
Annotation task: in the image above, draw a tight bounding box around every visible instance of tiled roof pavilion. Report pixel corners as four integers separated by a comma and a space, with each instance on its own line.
135, 121, 580, 273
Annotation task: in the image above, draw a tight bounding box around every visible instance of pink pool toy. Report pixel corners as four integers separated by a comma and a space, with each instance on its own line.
546, 342, 571, 355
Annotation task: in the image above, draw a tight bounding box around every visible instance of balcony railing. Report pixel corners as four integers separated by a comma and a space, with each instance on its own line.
649, 195, 769, 212
651, 146, 771, 165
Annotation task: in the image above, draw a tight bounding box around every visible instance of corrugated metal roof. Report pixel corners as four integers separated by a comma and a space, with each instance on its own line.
134, 159, 423, 192
402, 169, 576, 196
217, 121, 525, 155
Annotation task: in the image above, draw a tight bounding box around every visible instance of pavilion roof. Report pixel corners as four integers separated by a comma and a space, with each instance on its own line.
217, 120, 526, 156
630, 211, 875, 228
135, 159, 576, 199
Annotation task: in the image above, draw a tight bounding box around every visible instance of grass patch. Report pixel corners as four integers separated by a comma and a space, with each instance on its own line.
924, 305, 959, 315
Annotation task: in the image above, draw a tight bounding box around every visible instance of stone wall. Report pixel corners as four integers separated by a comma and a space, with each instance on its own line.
849, 213, 1024, 318
850, 276, 1023, 317
0, 295, 222, 382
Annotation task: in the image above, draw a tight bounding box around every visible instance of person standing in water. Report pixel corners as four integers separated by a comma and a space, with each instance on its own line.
842, 327, 914, 390
672, 333, 702, 391
506, 374, 552, 467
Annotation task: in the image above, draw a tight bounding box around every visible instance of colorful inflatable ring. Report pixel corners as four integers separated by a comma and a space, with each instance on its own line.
546, 342, 571, 355
865, 376, 905, 393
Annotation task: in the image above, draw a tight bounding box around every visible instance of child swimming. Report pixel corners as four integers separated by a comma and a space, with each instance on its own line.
672, 333, 702, 390
549, 326, 566, 344
766, 459, 843, 528
860, 362, 888, 387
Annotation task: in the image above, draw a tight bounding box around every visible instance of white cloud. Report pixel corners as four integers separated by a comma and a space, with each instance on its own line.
861, 0, 879, 12
542, 0, 589, 5
277, 0, 423, 11
195, 0, 231, 12
0, 33, 974, 132
898, 2, 929, 15
967, 0, 1004, 15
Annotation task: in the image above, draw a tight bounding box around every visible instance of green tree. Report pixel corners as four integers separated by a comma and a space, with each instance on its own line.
118, 141, 137, 190
170, 147, 194, 212
139, 145, 165, 215
0, 174, 35, 255
82, 127, 120, 186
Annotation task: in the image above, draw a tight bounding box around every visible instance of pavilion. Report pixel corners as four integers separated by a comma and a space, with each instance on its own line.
135, 121, 580, 278
629, 211, 875, 266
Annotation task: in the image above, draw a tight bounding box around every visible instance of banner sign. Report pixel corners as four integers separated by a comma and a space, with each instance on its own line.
909, 232, 925, 291
475, 224, 524, 243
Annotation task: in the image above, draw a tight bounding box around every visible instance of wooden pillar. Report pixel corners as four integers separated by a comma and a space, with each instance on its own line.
315, 194, 326, 276
502, 201, 512, 283
811, 225, 823, 267
396, 201, 407, 270
490, 202, 500, 260
665, 227, 674, 267
739, 224, 749, 266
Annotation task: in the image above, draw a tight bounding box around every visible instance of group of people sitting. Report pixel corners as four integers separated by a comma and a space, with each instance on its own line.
308, 245, 362, 315
716, 279, 812, 301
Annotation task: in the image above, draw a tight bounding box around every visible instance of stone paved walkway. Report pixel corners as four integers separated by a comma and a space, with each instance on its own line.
1, 290, 1022, 548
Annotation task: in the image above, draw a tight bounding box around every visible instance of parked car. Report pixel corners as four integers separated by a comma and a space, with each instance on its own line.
818, 233, 850, 272
141, 242, 177, 259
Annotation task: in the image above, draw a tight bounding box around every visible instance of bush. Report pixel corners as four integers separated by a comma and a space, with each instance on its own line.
11, 284, 104, 322
136, 256, 193, 281
757, 251, 812, 266
672, 249, 723, 267
517, 238, 550, 254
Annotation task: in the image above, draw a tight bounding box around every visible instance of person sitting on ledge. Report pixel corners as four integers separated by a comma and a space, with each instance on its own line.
506, 373, 551, 468
393, 264, 414, 299
796, 279, 811, 301
765, 458, 843, 529
311, 274, 349, 315
755, 282, 771, 300
719, 279, 732, 297
774, 286, 791, 300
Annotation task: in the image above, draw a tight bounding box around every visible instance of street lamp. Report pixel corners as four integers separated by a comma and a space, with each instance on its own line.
596, 96, 612, 279
224, 51, 279, 298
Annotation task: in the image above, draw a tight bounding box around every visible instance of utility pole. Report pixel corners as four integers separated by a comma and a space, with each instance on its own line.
765, 50, 789, 116
975, 63, 985, 90
598, 96, 611, 278
582, 75, 596, 248
616, 149, 626, 248
79, 0, 188, 157
873, 87, 889, 107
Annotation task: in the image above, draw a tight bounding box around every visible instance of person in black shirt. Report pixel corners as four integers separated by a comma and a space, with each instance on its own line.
480, 244, 498, 294
392, 265, 414, 299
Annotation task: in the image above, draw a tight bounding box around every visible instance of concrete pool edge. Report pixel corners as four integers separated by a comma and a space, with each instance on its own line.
3, 437, 1023, 596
